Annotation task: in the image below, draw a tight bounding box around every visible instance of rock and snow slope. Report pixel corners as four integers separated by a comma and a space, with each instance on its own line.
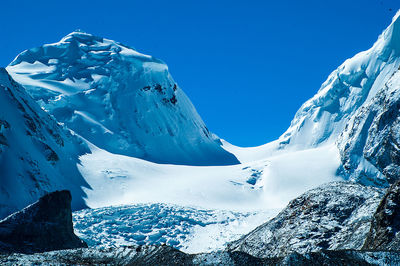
228, 182, 384, 258
0, 190, 87, 254
4, 246, 400, 265
78, 143, 340, 212
0, 68, 89, 219
224, 11, 400, 187
6, 30, 238, 166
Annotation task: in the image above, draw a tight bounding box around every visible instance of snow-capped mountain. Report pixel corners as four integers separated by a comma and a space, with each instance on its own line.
223, 11, 400, 187
0, 68, 89, 219
279, 11, 400, 150
6, 31, 238, 166
3, 10, 400, 260
282, 11, 400, 187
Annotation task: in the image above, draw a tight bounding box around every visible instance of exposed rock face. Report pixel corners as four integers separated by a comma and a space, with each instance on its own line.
1, 246, 400, 265
0, 245, 267, 265
227, 182, 384, 258
363, 180, 400, 250
338, 67, 400, 186
0, 190, 87, 254
275, 250, 400, 265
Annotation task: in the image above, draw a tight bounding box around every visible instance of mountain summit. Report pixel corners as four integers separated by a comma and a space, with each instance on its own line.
7, 31, 238, 166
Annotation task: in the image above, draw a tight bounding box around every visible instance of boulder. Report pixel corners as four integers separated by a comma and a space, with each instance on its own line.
0, 190, 87, 254
363, 180, 400, 250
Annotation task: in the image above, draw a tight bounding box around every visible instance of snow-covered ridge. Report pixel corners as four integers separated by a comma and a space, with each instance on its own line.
279, 10, 400, 151
228, 181, 384, 258
7, 30, 238, 166
238, 10, 400, 186
0, 68, 89, 219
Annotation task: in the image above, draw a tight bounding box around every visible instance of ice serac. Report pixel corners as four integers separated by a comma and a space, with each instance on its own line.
274, 11, 400, 186
0, 68, 89, 219
6, 31, 238, 166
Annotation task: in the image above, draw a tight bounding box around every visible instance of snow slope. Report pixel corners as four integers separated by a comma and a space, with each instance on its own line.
278, 11, 400, 150
0, 68, 89, 219
78, 144, 340, 212
6, 30, 238, 166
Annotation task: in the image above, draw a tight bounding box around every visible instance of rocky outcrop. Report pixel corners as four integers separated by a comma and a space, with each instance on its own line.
0, 246, 267, 265
363, 180, 400, 250
337, 68, 400, 186
1, 246, 400, 265
227, 182, 384, 258
0, 190, 87, 254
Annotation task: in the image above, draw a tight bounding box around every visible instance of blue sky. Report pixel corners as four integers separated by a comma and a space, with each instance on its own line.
2, 0, 400, 146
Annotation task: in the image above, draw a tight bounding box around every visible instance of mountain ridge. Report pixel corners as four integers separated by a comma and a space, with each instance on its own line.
0, 68, 89, 219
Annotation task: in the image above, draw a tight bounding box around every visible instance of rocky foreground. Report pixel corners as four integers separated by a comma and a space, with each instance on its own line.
0, 190, 87, 254
2, 181, 400, 265
1, 246, 400, 265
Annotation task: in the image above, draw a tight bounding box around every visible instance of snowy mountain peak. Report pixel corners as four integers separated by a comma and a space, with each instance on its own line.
277, 10, 400, 150
7, 32, 239, 166
59, 30, 104, 44
380, 10, 400, 53
273, 10, 400, 186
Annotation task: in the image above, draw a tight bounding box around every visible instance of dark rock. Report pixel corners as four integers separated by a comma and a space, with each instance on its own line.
0, 190, 87, 254
363, 180, 400, 250
337, 73, 400, 186
170, 95, 177, 105
1, 246, 400, 265
228, 182, 383, 258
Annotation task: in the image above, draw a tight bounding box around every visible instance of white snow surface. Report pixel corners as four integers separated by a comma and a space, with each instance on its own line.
223, 11, 400, 186
78, 143, 340, 211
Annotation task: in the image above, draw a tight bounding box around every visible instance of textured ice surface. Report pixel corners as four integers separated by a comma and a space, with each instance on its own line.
73, 203, 277, 253
228, 181, 384, 258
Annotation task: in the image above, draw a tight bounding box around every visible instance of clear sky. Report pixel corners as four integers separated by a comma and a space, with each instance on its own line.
2, 1, 400, 146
